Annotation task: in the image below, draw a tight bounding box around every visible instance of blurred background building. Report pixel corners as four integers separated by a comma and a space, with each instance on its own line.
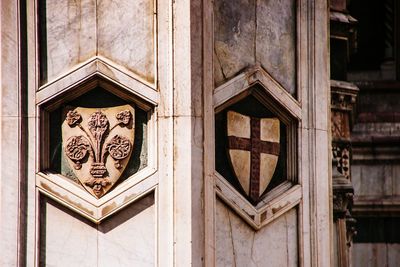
330, 0, 400, 265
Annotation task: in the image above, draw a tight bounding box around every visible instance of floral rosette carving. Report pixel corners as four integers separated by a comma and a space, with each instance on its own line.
66, 110, 82, 126
64, 136, 91, 170
107, 135, 132, 169
116, 110, 132, 125
63, 107, 134, 198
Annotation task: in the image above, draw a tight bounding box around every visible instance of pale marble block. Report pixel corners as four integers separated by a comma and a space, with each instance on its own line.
40, 194, 155, 267
97, 0, 155, 83
42, 0, 96, 83
0, 117, 21, 266
214, 0, 296, 95
39, 197, 98, 267
214, 0, 256, 84
256, 0, 296, 94
216, 200, 298, 267
97, 194, 155, 267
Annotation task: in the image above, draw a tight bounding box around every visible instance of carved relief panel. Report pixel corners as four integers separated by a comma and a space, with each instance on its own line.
213, 68, 301, 230
37, 75, 156, 223
62, 105, 135, 198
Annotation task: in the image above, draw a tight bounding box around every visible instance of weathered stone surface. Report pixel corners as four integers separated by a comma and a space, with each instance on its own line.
256, 0, 296, 94
39, 197, 98, 266
61, 105, 135, 198
97, 194, 155, 267
216, 200, 298, 266
98, 0, 155, 83
214, 0, 256, 85
41, 0, 96, 83
40, 195, 155, 266
214, 0, 296, 95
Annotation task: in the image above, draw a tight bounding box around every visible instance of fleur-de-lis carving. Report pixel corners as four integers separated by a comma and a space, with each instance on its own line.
64, 109, 133, 197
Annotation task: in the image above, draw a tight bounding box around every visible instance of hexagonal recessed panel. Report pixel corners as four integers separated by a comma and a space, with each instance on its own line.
213, 67, 300, 229
37, 73, 157, 223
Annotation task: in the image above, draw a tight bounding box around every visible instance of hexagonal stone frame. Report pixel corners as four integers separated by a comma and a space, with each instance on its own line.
213, 66, 302, 230
36, 57, 158, 223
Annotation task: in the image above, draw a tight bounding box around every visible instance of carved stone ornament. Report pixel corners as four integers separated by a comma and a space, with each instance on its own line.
62, 104, 135, 198
226, 111, 280, 204
332, 143, 351, 179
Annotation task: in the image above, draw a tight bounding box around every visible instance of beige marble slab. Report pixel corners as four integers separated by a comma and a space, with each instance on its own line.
97, 194, 155, 267
216, 200, 298, 266
43, 0, 96, 83
97, 0, 155, 84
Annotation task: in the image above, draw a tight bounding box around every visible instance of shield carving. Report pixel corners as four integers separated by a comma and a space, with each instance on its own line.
62, 104, 135, 198
227, 111, 280, 203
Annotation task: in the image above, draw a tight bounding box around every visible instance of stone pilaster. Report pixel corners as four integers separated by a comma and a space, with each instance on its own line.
331, 80, 358, 267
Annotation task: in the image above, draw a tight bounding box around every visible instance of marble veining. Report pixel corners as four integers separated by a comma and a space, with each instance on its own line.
97, 0, 155, 83
216, 200, 298, 267
40, 194, 155, 266
43, 0, 96, 83
214, 0, 296, 95
41, 0, 155, 85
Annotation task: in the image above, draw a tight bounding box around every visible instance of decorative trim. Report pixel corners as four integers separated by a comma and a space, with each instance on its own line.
331, 80, 358, 111
215, 172, 302, 230
213, 66, 301, 119
36, 57, 159, 108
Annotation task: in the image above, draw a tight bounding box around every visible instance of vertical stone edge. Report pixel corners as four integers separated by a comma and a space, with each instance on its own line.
172, 0, 205, 266
203, 0, 215, 265
302, 0, 332, 266
0, 0, 23, 265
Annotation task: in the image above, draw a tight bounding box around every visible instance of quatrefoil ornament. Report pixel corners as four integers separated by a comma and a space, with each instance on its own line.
62, 104, 135, 198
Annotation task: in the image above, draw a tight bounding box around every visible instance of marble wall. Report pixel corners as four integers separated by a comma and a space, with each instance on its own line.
216, 200, 298, 266
40, 0, 155, 84
214, 0, 296, 95
0, 0, 331, 265
40, 194, 155, 266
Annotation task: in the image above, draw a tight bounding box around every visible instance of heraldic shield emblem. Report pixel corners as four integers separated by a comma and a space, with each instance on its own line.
227, 111, 280, 204
62, 104, 135, 198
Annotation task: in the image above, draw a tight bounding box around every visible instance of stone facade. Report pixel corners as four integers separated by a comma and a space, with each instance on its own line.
1, 0, 332, 266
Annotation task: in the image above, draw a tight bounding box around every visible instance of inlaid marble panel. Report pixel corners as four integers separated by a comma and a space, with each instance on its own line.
39, 0, 96, 84
256, 0, 296, 94
97, 0, 155, 84
40, 194, 155, 266
216, 200, 298, 266
97, 194, 155, 267
39, 0, 155, 85
39, 197, 98, 266
214, 0, 296, 95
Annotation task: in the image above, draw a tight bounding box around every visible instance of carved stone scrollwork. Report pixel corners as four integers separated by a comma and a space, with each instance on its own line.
62, 106, 135, 198
333, 189, 354, 218
64, 135, 91, 170
346, 214, 357, 247
107, 135, 132, 169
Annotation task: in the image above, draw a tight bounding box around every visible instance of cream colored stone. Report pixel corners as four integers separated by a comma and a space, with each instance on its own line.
43, 0, 96, 83
227, 111, 250, 138
98, 194, 155, 267
260, 118, 280, 143
97, 0, 155, 84
259, 153, 278, 195
230, 150, 251, 194
40, 197, 98, 266
216, 200, 298, 266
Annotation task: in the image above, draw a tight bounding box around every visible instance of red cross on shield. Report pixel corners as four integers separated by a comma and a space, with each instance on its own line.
227, 111, 280, 203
